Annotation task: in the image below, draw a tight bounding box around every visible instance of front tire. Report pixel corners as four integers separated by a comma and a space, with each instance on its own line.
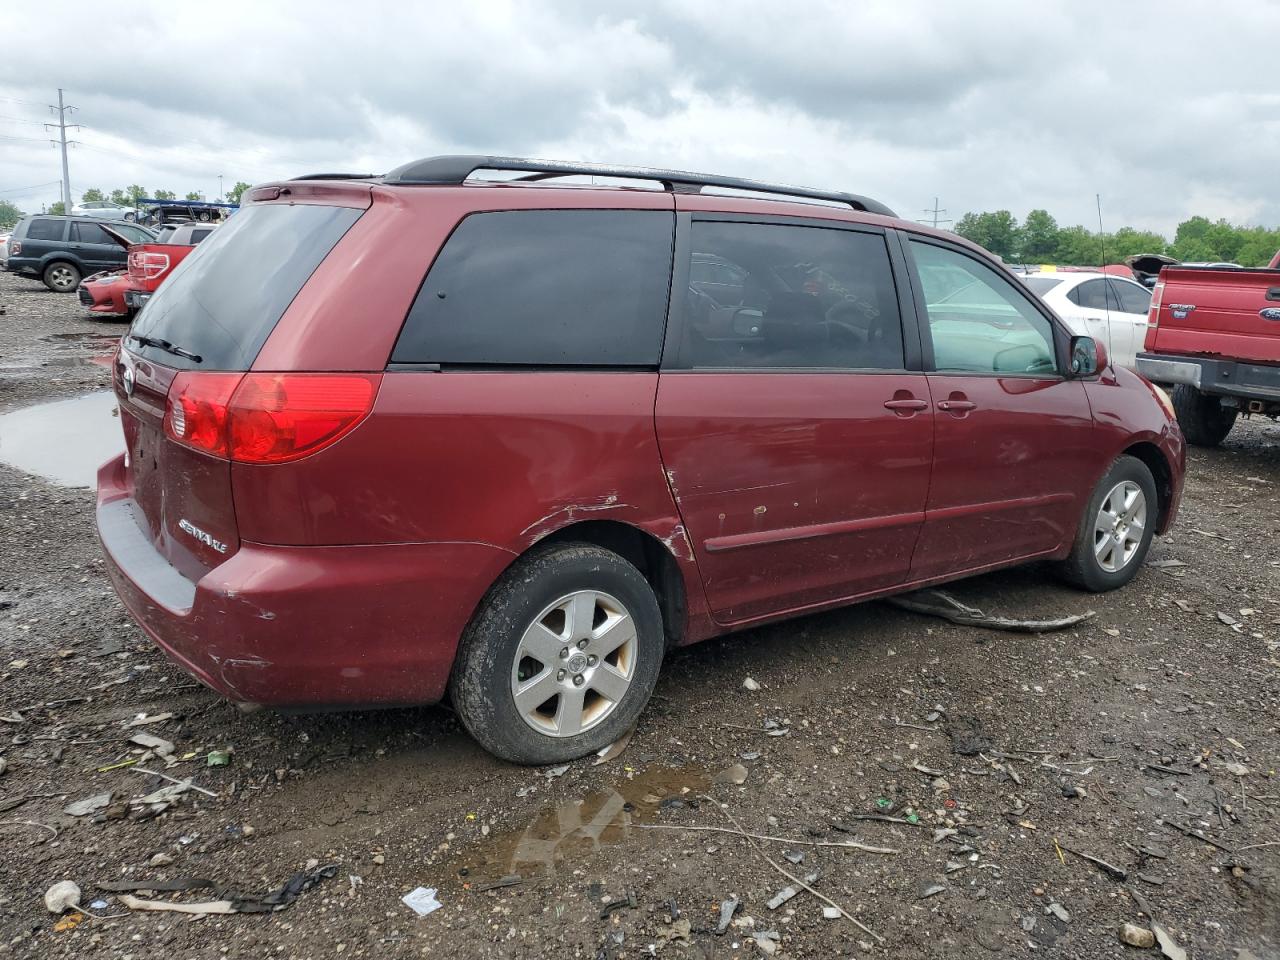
1172, 385, 1236, 447
42, 261, 81, 293
450, 544, 665, 765
1057, 455, 1158, 592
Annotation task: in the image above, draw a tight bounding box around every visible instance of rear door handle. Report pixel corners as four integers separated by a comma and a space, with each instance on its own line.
884, 398, 928, 411
937, 399, 977, 412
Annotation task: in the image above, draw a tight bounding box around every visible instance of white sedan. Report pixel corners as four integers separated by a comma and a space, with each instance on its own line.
1022, 271, 1152, 370
70, 200, 136, 221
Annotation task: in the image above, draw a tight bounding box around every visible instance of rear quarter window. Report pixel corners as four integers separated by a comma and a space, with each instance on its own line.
25, 219, 64, 241
392, 210, 674, 367
128, 203, 362, 371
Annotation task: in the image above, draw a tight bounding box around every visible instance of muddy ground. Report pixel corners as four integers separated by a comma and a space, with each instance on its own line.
0, 268, 1277, 959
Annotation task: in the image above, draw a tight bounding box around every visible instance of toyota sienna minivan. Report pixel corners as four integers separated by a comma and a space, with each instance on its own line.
98, 156, 1185, 763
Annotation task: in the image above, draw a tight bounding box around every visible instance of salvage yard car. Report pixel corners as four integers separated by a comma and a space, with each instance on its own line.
79, 221, 216, 318
1023, 271, 1152, 369
5, 214, 153, 292
97, 156, 1186, 764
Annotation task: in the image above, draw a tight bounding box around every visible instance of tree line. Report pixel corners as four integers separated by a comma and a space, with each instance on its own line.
955, 209, 1280, 268
0, 182, 254, 226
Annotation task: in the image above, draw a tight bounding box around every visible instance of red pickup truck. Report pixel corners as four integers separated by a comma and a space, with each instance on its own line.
1136, 250, 1280, 445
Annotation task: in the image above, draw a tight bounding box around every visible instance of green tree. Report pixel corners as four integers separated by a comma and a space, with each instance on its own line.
1053, 225, 1103, 265
955, 210, 1021, 260
81, 187, 104, 203
48, 200, 66, 216
185, 190, 203, 201
109, 188, 127, 205
0, 200, 23, 229
1235, 226, 1280, 267
226, 181, 252, 204
153, 189, 176, 201
125, 185, 146, 203
1107, 227, 1167, 261
1019, 209, 1059, 262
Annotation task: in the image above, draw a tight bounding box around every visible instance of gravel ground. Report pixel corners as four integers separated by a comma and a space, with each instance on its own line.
0, 269, 1277, 959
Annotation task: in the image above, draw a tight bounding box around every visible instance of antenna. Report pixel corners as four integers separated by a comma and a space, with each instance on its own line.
1096, 193, 1114, 361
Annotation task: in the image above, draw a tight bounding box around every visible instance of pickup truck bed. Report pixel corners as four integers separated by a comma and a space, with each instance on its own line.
1137, 262, 1280, 445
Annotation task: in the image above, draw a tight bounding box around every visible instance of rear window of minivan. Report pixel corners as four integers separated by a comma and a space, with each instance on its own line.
127, 203, 362, 370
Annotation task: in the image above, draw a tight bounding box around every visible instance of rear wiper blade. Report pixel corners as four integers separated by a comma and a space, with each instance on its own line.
128, 334, 202, 363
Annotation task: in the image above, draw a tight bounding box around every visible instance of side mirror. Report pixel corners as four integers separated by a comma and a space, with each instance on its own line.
1069, 336, 1105, 377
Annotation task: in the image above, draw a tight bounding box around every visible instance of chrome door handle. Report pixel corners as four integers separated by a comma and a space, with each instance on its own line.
937, 400, 977, 412
884, 398, 928, 411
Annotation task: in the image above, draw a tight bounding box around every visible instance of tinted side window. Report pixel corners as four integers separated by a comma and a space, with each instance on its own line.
1113, 280, 1151, 314
910, 241, 1057, 375
26, 219, 64, 241
394, 210, 673, 366
72, 221, 111, 244
680, 221, 904, 370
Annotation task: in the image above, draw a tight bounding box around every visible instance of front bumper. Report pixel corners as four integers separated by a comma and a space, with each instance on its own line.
79, 272, 128, 314
1138, 352, 1280, 403
96, 454, 516, 709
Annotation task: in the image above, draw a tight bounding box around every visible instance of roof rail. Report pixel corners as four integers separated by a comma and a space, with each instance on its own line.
291, 172, 377, 181
380, 155, 896, 217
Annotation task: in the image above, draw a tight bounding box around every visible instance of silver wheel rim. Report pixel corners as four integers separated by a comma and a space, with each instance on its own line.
50, 266, 75, 290
510, 590, 637, 738
1093, 481, 1146, 573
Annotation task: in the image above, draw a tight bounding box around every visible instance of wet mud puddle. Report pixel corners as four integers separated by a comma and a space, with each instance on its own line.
0, 391, 123, 486
0, 331, 120, 371
451, 765, 711, 888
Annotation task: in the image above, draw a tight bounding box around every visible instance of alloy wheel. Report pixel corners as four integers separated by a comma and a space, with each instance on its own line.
510, 590, 637, 737
1093, 480, 1146, 573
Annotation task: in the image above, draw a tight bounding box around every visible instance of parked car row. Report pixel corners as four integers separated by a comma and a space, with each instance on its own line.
96, 155, 1185, 764
79, 221, 216, 318
1022, 270, 1153, 369
4, 215, 155, 292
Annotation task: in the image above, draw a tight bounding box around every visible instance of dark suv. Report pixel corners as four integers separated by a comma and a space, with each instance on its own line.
6, 215, 154, 292
97, 156, 1185, 764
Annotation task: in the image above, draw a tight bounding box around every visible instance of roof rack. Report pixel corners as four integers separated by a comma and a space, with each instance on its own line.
380, 155, 896, 217
291, 172, 377, 181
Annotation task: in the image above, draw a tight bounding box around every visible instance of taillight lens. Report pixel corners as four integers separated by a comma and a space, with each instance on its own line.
1143, 281, 1164, 351
9, 241, 20, 255
129, 251, 171, 280
165, 372, 380, 464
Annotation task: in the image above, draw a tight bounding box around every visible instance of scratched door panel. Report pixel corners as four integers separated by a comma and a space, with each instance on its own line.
654, 372, 933, 622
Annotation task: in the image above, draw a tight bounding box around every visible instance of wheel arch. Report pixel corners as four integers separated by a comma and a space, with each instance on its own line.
531, 519, 689, 649
1121, 440, 1174, 532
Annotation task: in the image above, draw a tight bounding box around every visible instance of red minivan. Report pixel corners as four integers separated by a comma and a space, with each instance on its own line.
97, 157, 1185, 763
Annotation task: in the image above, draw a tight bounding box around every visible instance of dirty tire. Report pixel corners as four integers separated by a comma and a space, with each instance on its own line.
42, 261, 80, 293
1172, 385, 1236, 447
450, 543, 664, 765
1056, 454, 1158, 592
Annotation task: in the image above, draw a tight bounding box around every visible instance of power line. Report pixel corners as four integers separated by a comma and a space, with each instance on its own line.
0, 180, 62, 195
920, 197, 951, 229
0, 114, 46, 125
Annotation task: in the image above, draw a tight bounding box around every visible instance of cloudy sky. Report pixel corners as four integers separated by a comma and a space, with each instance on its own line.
2, 0, 1277, 236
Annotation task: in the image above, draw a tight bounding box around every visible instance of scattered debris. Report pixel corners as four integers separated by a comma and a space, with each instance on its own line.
599, 890, 636, 919
1047, 902, 1071, 923
592, 728, 634, 766
1059, 843, 1128, 881
766, 871, 819, 910
918, 882, 946, 900
716, 763, 749, 785
1151, 922, 1187, 960
821, 906, 841, 919
783, 850, 804, 865
44, 881, 81, 914
1119, 923, 1155, 948
206, 750, 232, 767
111, 862, 338, 915
753, 929, 780, 954
715, 897, 740, 934
127, 712, 174, 728
948, 715, 992, 756
404, 890, 445, 921
544, 765, 570, 780
1224, 762, 1249, 777
63, 793, 112, 817
474, 875, 523, 893
887, 589, 1095, 633
742, 677, 761, 691
118, 894, 235, 915
128, 732, 175, 757
1146, 558, 1186, 569
637, 822, 897, 854
657, 918, 692, 944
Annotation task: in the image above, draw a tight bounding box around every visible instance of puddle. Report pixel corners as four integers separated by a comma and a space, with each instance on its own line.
0, 332, 121, 373
451, 764, 710, 886
0, 391, 123, 487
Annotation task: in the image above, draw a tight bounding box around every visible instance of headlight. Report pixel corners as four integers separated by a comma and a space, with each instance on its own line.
1152, 384, 1176, 420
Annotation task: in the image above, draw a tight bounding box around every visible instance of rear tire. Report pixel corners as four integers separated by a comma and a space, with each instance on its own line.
450, 543, 665, 765
1056, 455, 1158, 592
1172, 385, 1236, 447
42, 261, 80, 293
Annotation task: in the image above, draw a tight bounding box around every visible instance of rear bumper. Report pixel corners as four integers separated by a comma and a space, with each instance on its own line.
96, 454, 516, 708
1138, 352, 1280, 403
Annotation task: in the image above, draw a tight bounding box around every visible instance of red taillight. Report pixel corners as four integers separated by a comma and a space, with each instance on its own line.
129, 250, 171, 280
9, 241, 20, 255
1143, 281, 1164, 352
165, 372, 380, 464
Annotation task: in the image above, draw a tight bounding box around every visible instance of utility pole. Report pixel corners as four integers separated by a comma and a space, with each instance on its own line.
920, 197, 951, 229
46, 89, 79, 213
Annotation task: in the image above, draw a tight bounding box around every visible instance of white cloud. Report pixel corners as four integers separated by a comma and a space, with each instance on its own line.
1, 0, 1276, 235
